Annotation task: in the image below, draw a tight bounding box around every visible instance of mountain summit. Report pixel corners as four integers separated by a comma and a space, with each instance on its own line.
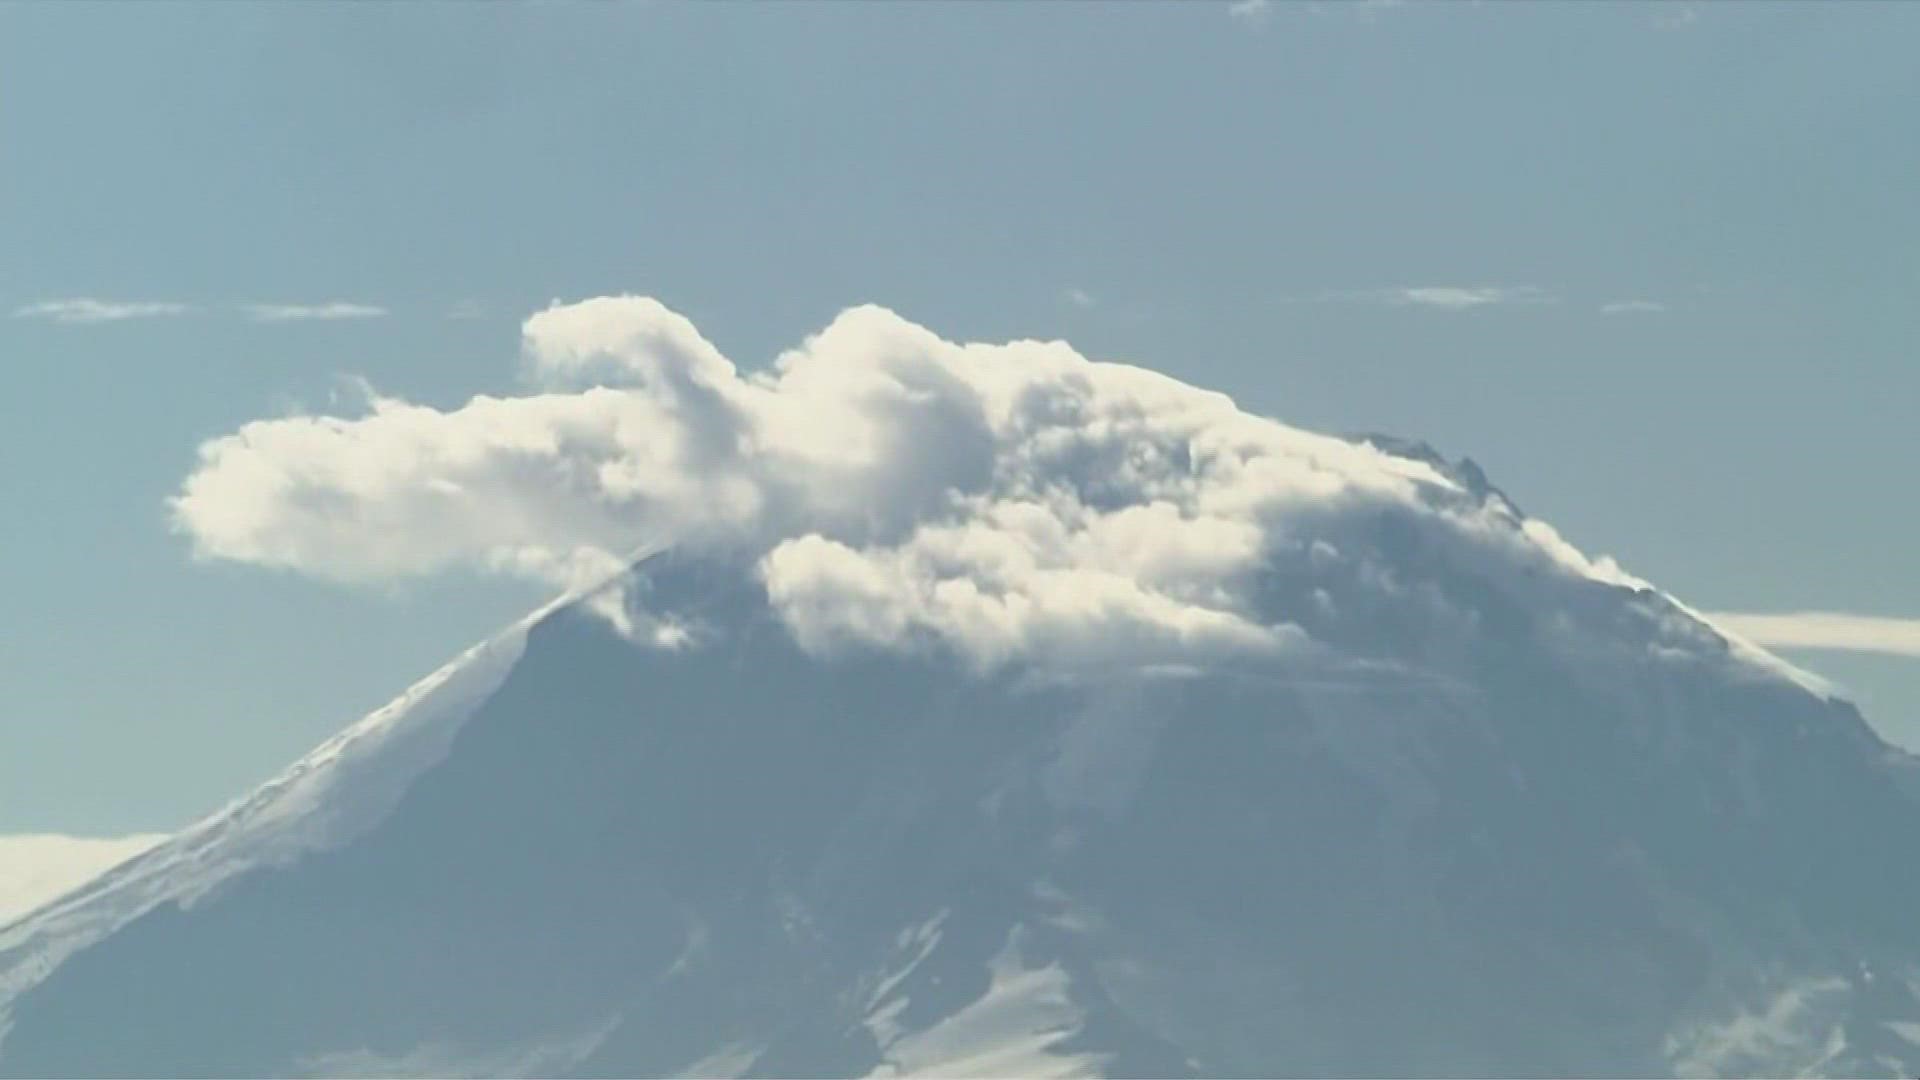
9, 300, 1920, 1076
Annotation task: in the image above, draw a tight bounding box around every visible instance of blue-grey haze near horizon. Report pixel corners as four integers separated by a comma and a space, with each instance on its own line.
2, 0, 1918, 844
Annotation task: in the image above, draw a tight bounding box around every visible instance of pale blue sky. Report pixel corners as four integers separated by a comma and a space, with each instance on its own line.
3, 0, 1917, 834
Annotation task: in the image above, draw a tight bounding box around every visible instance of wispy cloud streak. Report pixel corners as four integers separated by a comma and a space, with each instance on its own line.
1230, 0, 1402, 26
246, 302, 387, 323
1394, 285, 1551, 310
1281, 285, 1555, 310
1709, 612, 1920, 659
12, 299, 190, 323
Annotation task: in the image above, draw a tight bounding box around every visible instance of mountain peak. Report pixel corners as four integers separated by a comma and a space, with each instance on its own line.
8, 298, 1909, 1076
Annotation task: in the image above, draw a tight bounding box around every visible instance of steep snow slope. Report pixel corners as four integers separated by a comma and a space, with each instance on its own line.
6, 447, 1920, 1078
0, 588, 569, 1005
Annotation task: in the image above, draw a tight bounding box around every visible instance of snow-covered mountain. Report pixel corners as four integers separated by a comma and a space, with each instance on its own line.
6, 450, 1920, 1077
9, 298, 1920, 1076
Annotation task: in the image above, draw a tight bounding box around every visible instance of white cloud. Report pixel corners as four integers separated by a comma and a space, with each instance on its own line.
0, 834, 166, 926
761, 510, 1297, 673
1665, 977, 1850, 1078
173, 296, 1728, 676
1706, 612, 1920, 660
246, 302, 387, 323
1601, 300, 1667, 315
1062, 287, 1097, 309
12, 299, 189, 323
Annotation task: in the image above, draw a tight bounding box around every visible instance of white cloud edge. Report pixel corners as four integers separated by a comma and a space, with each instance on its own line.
11, 299, 190, 323
1706, 612, 1920, 660
0, 834, 168, 927
1601, 299, 1667, 315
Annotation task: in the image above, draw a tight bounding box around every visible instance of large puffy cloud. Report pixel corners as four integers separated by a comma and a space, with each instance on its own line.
175, 295, 1685, 673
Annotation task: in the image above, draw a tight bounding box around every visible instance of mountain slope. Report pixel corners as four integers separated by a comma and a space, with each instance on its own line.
5, 440, 1920, 1077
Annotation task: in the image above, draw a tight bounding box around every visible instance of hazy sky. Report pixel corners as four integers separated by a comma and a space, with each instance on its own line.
3, 0, 1917, 836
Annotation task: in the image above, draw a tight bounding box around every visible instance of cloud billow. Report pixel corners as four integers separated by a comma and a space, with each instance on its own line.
174, 295, 1710, 673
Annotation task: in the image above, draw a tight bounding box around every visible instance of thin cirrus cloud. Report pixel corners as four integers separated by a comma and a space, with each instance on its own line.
11, 298, 191, 324
1232, 0, 1404, 24
1708, 612, 1920, 660
0, 833, 167, 926
244, 302, 388, 323
1394, 285, 1553, 310
1281, 285, 1555, 310
8, 298, 394, 324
